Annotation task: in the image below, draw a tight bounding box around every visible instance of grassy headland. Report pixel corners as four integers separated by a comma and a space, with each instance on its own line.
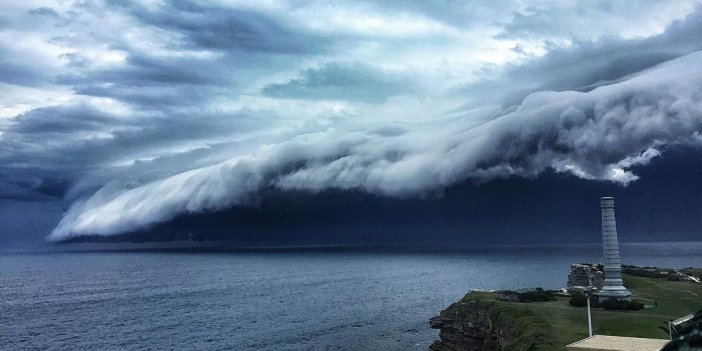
451, 274, 702, 350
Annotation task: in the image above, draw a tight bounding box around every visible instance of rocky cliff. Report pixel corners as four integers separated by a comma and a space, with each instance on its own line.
429, 299, 496, 351
429, 292, 552, 351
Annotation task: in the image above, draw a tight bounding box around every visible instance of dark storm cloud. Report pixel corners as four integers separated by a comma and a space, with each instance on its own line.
62, 54, 232, 87
0, 104, 282, 179
0, 161, 71, 201
509, 7, 702, 91
59, 46, 258, 111
0, 105, 126, 176
0, 105, 134, 189
74, 86, 213, 110
0, 61, 43, 86
50, 51, 702, 239
117, 0, 329, 54
0, 46, 51, 86
72, 147, 702, 245
0, 103, 292, 207
28, 7, 59, 17
261, 63, 416, 103
6, 105, 122, 135
1, 1, 702, 242
39, 1, 334, 115
0, 0, 335, 111
455, 6, 702, 108
0, 180, 57, 201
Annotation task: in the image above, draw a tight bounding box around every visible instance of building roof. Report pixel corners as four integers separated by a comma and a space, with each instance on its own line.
670, 314, 694, 325
566, 335, 669, 351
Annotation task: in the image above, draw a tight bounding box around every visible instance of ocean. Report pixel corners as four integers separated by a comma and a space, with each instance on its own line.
1, 242, 701, 350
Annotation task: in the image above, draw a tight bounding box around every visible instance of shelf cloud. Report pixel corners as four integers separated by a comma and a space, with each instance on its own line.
48, 51, 702, 239
0, 1, 701, 241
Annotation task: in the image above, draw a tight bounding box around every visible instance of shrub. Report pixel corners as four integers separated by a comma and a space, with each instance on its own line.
518, 288, 556, 303
666, 274, 682, 281
628, 300, 644, 310
569, 294, 587, 307
600, 298, 644, 311
568, 293, 598, 307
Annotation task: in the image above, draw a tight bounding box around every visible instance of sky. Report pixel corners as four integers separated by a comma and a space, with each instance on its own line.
1, 0, 702, 250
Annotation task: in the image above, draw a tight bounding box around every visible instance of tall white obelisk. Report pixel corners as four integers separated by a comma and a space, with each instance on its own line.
597, 197, 631, 301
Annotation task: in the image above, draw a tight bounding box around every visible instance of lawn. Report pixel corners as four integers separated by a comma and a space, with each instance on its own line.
467, 274, 702, 350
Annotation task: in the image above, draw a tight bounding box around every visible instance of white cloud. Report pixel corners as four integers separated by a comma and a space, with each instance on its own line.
1, 0, 702, 240
49, 51, 702, 239
0, 83, 75, 118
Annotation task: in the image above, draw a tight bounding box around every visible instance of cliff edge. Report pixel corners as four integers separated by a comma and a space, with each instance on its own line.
429, 292, 553, 351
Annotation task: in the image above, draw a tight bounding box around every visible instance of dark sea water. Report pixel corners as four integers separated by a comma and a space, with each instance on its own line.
1, 242, 701, 350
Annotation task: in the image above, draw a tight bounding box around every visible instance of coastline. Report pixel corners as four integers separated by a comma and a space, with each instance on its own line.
428, 266, 702, 350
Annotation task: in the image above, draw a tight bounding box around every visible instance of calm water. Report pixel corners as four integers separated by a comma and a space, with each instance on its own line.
1, 242, 701, 350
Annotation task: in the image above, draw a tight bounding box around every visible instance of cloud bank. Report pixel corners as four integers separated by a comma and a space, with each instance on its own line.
0, 1, 701, 241
49, 51, 702, 239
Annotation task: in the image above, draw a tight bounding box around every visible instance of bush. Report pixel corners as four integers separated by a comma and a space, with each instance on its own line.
628, 300, 645, 310
600, 298, 644, 311
666, 274, 682, 281
518, 288, 556, 303
569, 293, 598, 307
569, 294, 587, 307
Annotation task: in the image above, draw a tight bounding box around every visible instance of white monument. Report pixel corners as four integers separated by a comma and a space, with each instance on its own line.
597, 197, 631, 301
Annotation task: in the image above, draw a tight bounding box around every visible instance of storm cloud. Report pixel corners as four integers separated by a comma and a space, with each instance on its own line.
0, 0, 701, 242
261, 62, 417, 103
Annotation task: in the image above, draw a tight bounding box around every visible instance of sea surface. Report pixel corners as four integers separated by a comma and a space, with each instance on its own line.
1, 242, 701, 350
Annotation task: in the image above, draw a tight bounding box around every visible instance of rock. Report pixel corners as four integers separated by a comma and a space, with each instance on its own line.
622, 265, 699, 282
496, 291, 519, 302
428, 296, 550, 351
567, 263, 604, 289
429, 300, 497, 351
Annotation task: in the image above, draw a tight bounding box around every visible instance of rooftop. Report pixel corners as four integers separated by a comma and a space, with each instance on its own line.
566, 335, 669, 351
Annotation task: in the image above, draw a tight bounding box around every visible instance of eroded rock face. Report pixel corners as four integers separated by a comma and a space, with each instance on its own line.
429, 295, 551, 351
428, 300, 498, 351
567, 264, 604, 289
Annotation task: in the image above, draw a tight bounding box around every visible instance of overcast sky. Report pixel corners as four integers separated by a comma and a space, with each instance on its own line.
1, 0, 702, 247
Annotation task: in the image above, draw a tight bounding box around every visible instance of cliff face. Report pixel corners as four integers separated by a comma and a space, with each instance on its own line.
429, 293, 552, 351
429, 300, 497, 351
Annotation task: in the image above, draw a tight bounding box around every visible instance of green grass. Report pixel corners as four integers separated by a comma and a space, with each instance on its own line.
465, 274, 702, 350
453, 292, 557, 351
